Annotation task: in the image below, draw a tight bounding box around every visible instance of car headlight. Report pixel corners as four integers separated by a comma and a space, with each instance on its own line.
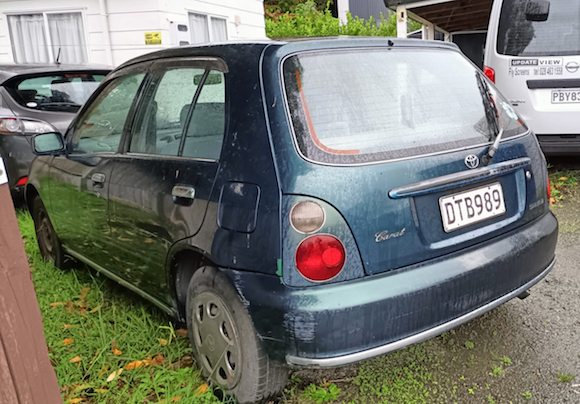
0, 117, 57, 135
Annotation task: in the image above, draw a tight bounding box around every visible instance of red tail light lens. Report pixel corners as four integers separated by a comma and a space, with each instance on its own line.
547, 174, 551, 199
483, 66, 495, 83
295, 235, 346, 282
16, 176, 27, 186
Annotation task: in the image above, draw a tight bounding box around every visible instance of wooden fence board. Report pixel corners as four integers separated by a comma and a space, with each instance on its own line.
0, 165, 62, 404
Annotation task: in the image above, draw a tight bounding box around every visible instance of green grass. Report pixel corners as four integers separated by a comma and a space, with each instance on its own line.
557, 372, 575, 383
18, 211, 219, 404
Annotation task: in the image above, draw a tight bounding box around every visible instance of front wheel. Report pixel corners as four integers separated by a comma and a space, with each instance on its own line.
31, 195, 65, 269
186, 266, 288, 403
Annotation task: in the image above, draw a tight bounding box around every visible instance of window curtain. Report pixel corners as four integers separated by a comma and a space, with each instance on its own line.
7, 14, 50, 63
47, 13, 87, 64
211, 18, 228, 42
189, 13, 209, 44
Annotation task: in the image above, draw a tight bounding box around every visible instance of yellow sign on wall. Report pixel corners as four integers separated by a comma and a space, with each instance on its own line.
145, 32, 161, 45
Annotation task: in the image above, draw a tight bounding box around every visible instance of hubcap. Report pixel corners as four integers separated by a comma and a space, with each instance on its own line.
36, 212, 54, 261
192, 291, 242, 389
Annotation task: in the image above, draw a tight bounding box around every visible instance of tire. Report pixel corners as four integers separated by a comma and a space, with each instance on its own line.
186, 266, 288, 403
31, 195, 65, 269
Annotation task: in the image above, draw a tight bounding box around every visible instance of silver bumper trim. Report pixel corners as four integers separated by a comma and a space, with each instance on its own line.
286, 258, 555, 368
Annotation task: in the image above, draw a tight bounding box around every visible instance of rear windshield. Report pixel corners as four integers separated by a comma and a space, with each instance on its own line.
283, 49, 527, 165
497, 0, 580, 57
6, 72, 106, 112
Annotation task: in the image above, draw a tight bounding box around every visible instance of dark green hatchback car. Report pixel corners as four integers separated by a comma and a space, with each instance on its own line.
26, 38, 557, 402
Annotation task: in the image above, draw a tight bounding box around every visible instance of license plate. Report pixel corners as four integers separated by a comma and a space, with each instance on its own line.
439, 183, 506, 233
551, 89, 580, 104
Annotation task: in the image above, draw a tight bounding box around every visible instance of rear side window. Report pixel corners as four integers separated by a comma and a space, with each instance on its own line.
6, 72, 106, 112
497, 0, 580, 57
283, 49, 527, 165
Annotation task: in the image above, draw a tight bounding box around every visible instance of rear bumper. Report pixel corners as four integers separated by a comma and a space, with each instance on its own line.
536, 135, 580, 155
0, 134, 34, 201
227, 211, 558, 366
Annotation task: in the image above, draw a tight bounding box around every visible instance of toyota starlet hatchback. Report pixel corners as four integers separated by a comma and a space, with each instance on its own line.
26, 38, 558, 403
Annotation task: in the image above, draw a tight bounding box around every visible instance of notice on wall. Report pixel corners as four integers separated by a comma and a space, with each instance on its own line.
0, 158, 8, 185
145, 32, 162, 45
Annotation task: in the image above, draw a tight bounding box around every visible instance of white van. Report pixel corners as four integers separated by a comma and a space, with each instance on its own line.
485, 0, 580, 154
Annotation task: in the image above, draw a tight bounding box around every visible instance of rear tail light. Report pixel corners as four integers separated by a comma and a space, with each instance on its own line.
483, 66, 495, 83
0, 117, 56, 135
547, 174, 551, 199
16, 177, 27, 186
295, 234, 346, 282
290, 201, 325, 234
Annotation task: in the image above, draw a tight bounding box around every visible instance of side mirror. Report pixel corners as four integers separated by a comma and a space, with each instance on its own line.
526, 0, 550, 21
32, 132, 66, 155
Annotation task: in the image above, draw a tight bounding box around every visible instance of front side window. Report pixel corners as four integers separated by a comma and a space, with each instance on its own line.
72, 74, 145, 154
6, 73, 106, 112
7, 12, 87, 64
497, 0, 580, 57
130, 67, 225, 160
283, 49, 527, 165
188, 13, 228, 44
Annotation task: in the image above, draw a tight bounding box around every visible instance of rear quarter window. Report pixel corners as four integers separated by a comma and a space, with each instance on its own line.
283, 48, 528, 165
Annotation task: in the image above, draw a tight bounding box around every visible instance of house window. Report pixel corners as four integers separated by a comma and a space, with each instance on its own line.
7, 12, 87, 64
188, 13, 228, 44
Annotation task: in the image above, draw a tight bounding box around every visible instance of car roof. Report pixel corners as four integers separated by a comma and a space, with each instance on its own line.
0, 64, 112, 84
116, 37, 459, 70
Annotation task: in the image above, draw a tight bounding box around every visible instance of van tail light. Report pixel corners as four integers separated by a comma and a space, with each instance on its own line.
295, 234, 346, 282
547, 174, 551, 199
483, 66, 495, 83
16, 177, 27, 186
290, 201, 325, 234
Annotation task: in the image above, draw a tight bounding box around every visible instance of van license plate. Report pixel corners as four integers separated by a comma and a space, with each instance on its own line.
439, 183, 506, 233
551, 89, 580, 104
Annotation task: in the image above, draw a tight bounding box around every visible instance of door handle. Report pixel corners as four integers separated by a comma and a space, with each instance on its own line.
172, 185, 195, 200
91, 173, 106, 184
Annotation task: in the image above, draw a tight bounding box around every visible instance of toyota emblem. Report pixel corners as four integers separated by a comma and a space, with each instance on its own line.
465, 154, 480, 169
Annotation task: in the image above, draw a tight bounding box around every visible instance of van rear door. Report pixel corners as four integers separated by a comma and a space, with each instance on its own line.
486, 0, 580, 147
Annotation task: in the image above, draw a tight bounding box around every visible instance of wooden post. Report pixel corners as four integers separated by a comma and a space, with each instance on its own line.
0, 157, 62, 404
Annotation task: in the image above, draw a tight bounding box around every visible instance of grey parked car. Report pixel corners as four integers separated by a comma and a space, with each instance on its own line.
0, 64, 110, 202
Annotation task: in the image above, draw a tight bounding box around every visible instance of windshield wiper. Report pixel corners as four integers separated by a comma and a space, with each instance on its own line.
475, 72, 503, 166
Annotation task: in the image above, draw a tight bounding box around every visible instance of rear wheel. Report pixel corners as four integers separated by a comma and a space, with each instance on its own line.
185, 266, 288, 403
31, 196, 65, 269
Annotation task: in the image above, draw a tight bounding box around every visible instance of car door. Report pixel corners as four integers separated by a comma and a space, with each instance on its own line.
106, 57, 227, 299
48, 65, 148, 267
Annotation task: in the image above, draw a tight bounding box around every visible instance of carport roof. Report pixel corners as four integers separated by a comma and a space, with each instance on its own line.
385, 0, 493, 33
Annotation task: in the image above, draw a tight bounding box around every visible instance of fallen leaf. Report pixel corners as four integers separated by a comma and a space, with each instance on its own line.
79, 287, 90, 302
112, 348, 122, 356
63, 324, 72, 329
143, 355, 152, 366
144, 238, 154, 244
90, 306, 101, 313
94, 389, 108, 393
559, 177, 568, 181
195, 383, 208, 395
175, 329, 188, 337
63, 338, 74, 346
70, 356, 82, 364
106, 369, 123, 382
124, 360, 144, 370
158, 338, 168, 346
98, 366, 110, 377
65, 301, 75, 313
80, 309, 87, 315
555, 184, 561, 189
77, 301, 87, 309
171, 396, 183, 402
50, 302, 65, 308
67, 399, 83, 404
549, 197, 556, 204
151, 354, 164, 366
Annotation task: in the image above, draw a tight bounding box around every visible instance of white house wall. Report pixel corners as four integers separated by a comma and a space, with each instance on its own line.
0, 0, 266, 67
